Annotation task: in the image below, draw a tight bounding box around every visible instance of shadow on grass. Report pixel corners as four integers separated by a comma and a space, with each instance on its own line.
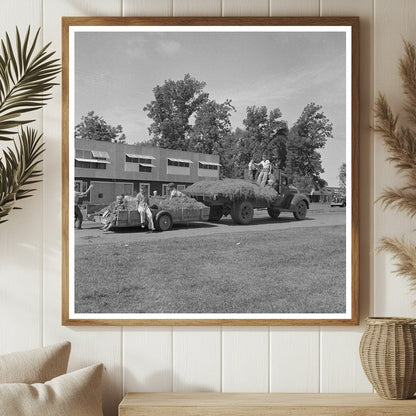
219, 216, 315, 227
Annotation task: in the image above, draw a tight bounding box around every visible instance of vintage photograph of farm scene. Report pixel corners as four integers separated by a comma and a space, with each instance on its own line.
71, 28, 350, 317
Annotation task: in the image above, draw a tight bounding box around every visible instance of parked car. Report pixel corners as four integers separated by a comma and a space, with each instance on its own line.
330, 194, 346, 208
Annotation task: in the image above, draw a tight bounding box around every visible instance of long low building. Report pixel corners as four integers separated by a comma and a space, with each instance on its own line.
75, 138, 221, 208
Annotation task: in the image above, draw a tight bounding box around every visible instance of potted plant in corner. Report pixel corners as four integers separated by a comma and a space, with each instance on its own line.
0, 27, 60, 223
359, 40, 416, 400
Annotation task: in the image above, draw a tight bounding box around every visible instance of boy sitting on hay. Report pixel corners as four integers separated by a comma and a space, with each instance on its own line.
101, 195, 127, 232
167, 183, 185, 198
137, 185, 156, 232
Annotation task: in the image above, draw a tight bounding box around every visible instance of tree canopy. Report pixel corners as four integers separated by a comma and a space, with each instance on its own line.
189, 99, 235, 155
140, 75, 335, 186
143, 73, 209, 150
339, 162, 346, 193
75, 111, 126, 143
234, 106, 288, 177
286, 103, 333, 185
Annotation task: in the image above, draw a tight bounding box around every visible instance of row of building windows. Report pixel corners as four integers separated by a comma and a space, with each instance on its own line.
75, 149, 110, 161
75, 160, 107, 169
199, 162, 218, 170
167, 159, 191, 168
126, 156, 153, 164
76, 180, 188, 201
75, 149, 220, 173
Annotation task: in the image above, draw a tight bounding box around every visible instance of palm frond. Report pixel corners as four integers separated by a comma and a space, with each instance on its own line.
0, 27, 61, 141
0, 127, 44, 223
378, 237, 416, 299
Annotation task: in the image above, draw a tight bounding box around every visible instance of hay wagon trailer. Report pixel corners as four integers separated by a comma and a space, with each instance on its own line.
111, 205, 210, 232
187, 175, 310, 225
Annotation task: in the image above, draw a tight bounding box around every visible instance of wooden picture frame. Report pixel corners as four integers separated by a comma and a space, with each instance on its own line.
62, 16, 359, 326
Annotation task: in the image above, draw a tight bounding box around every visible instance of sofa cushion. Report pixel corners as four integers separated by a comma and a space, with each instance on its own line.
0, 342, 71, 384
0, 363, 104, 416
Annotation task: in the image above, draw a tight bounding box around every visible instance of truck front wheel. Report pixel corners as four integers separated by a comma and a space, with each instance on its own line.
267, 207, 280, 220
209, 206, 223, 222
293, 200, 307, 220
231, 200, 254, 225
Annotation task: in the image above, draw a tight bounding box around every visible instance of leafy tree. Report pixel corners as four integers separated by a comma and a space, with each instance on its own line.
266, 108, 289, 169
286, 103, 333, 183
223, 127, 247, 179
238, 105, 288, 169
75, 111, 126, 143
338, 162, 346, 193
291, 173, 327, 194
143, 73, 209, 150
217, 131, 246, 179
189, 99, 235, 154
240, 105, 268, 164
290, 174, 317, 195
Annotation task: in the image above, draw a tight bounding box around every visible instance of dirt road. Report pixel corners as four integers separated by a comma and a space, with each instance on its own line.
75, 204, 346, 246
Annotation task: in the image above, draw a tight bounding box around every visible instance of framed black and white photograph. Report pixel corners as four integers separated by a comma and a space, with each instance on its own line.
62, 17, 359, 325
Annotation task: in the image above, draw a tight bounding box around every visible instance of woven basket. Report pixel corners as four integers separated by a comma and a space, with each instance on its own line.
359, 317, 416, 399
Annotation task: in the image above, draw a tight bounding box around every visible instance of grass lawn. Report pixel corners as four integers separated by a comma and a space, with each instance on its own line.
75, 225, 346, 314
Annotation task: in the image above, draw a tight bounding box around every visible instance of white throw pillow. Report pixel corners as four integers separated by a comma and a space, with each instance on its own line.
0, 342, 71, 384
0, 363, 104, 416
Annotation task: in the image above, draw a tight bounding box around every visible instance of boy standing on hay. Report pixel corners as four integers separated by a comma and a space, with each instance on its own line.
137, 185, 155, 231
257, 154, 272, 186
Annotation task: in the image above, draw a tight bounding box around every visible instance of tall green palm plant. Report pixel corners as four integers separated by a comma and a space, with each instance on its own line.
0, 27, 60, 224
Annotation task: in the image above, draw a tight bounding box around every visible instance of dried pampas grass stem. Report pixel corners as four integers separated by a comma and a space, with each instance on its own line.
376, 40, 416, 295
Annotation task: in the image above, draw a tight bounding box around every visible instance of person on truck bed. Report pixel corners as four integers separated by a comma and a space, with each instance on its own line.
257, 154, 272, 187
137, 185, 155, 232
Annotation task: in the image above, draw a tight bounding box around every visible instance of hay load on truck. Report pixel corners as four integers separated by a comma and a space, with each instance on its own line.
184, 169, 309, 225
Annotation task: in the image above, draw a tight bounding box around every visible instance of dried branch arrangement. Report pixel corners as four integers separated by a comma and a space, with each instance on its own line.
375, 40, 416, 292
0, 27, 60, 224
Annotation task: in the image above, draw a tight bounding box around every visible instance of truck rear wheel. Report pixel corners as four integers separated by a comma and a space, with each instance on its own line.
231, 200, 254, 225
155, 211, 173, 231
209, 206, 223, 222
293, 200, 307, 220
267, 207, 281, 220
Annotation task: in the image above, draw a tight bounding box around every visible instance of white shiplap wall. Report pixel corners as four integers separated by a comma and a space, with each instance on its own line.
1, 1, 416, 415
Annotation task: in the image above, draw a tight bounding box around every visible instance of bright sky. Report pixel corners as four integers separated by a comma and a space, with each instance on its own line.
74, 30, 346, 186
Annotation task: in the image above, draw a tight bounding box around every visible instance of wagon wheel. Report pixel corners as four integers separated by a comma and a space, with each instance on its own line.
267, 207, 281, 220
209, 206, 223, 222
231, 200, 254, 225
293, 200, 307, 220
155, 211, 173, 231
